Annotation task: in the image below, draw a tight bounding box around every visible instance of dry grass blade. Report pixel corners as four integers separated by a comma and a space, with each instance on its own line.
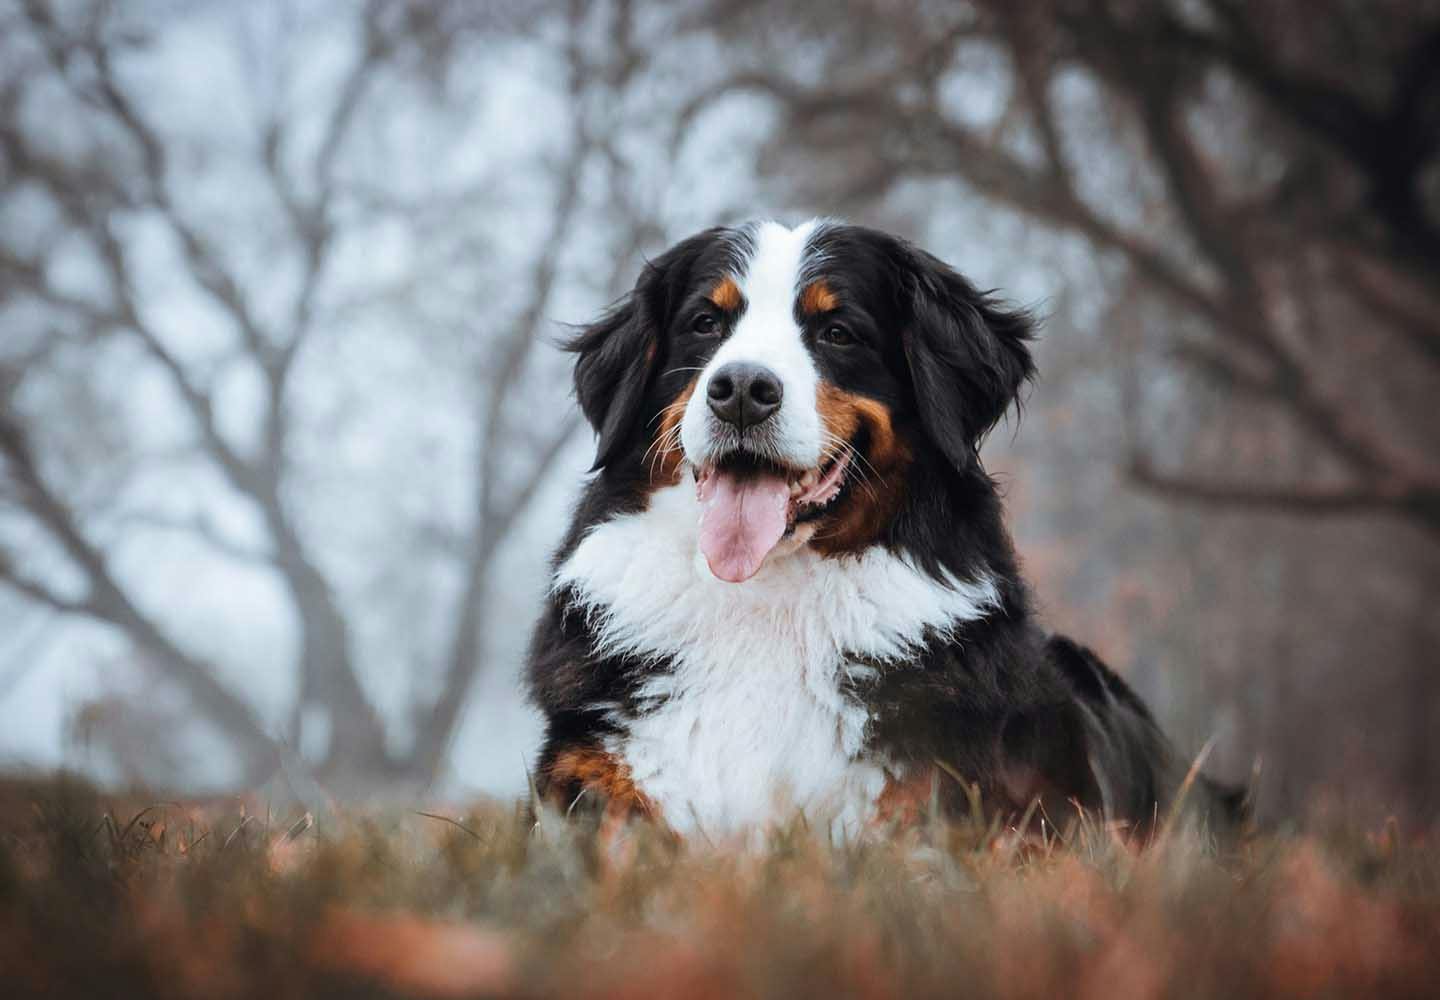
1156, 735, 1218, 845
415, 810, 481, 841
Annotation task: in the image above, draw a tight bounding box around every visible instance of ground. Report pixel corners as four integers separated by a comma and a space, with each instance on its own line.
1, 775, 1437, 998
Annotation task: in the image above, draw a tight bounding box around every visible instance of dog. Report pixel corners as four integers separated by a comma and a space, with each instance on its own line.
527, 219, 1243, 836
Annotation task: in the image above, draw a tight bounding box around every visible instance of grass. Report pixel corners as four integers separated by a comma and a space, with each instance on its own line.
1, 774, 1437, 998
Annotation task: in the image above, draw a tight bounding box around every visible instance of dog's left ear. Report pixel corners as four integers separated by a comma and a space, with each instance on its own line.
569, 231, 715, 471
900, 247, 1036, 470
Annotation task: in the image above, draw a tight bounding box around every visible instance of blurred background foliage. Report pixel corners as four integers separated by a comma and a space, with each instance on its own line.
0, 0, 1436, 825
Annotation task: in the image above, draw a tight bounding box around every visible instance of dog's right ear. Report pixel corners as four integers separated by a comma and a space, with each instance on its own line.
569, 230, 717, 471
569, 289, 656, 472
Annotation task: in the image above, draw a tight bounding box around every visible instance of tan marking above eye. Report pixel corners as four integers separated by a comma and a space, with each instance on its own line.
800, 280, 838, 316
709, 276, 743, 311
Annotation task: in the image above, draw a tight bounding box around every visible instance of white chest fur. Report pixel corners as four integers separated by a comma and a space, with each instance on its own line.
554, 482, 999, 834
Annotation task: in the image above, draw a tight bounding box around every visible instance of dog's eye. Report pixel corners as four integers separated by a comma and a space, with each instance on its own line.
820, 323, 856, 347
691, 313, 719, 336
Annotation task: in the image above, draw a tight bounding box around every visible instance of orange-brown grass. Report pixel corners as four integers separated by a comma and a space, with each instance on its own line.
1, 773, 1437, 999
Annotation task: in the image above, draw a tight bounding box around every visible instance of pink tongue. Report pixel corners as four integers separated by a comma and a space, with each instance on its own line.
697, 469, 791, 583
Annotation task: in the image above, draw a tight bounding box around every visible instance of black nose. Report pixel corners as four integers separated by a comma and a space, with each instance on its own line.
707, 362, 783, 431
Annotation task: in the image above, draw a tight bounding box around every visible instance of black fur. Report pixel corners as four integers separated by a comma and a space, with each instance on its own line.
903, 250, 1036, 467
529, 221, 1245, 834
572, 230, 713, 470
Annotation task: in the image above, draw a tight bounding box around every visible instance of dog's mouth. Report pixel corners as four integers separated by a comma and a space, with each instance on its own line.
693, 448, 853, 583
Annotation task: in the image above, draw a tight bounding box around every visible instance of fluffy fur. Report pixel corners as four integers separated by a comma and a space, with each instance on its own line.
528, 219, 1243, 837
554, 480, 1000, 831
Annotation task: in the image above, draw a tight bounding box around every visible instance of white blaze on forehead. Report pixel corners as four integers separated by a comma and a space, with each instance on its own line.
680, 220, 827, 470
735, 219, 821, 319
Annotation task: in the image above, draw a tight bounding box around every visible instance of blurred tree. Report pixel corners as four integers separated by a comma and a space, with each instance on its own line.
686, 0, 1440, 818
693, 0, 1440, 533
0, 0, 667, 794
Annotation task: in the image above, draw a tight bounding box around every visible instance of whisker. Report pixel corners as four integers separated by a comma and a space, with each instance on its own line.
648, 395, 693, 428
820, 432, 887, 493
817, 433, 883, 506
643, 418, 683, 464
649, 426, 676, 464
646, 422, 687, 483
641, 434, 668, 470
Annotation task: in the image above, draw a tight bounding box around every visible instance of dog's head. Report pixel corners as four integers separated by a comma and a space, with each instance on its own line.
571, 220, 1034, 582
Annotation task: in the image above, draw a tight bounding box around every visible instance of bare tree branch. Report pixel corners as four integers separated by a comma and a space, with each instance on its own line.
0, 408, 280, 775
1129, 457, 1440, 536
411, 0, 657, 781
114, 511, 276, 567
11, 1, 390, 780
260, 0, 391, 372
0, 550, 90, 615
1157, 8, 1440, 263
411, 0, 598, 781
1330, 247, 1440, 367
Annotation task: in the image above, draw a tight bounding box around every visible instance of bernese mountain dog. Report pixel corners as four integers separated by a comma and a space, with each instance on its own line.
528, 219, 1243, 837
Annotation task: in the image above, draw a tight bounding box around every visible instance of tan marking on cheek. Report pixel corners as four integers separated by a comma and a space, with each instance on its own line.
817, 382, 863, 442
799, 280, 838, 316
812, 384, 912, 555
817, 391, 903, 468
545, 748, 656, 821
709, 275, 742, 311
648, 377, 697, 486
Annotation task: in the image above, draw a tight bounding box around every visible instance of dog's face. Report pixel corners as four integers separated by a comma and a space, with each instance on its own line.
572, 220, 1034, 582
